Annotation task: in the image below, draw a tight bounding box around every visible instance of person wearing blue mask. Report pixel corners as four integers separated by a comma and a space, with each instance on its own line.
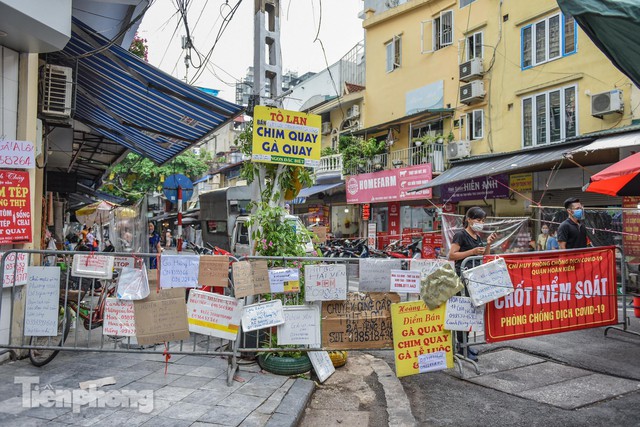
557, 197, 588, 249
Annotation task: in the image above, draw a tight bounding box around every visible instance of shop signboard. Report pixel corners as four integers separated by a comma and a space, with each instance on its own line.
252, 106, 321, 167
0, 169, 32, 244
388, 202, 400, 243
362, 203, 371, 221
421, 232, 442, 259
509, 173, 533, 193
345, 165, 433, 204
440, 174, 509, 202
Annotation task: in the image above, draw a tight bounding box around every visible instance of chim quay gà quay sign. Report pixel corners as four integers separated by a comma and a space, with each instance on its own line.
252, 106, 321, 167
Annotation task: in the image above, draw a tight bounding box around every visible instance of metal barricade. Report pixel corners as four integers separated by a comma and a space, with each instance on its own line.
0, 249, 239, 385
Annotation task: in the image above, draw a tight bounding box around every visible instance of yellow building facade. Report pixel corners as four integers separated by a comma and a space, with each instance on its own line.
363, 0, 635, 157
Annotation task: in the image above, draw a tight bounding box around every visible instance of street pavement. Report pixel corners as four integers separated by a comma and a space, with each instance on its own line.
1, 303, 639, 426
0, 350, 314, 426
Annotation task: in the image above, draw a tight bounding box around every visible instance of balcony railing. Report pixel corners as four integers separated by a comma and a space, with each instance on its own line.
315, 154, 344, 178
336, 144, 446, 176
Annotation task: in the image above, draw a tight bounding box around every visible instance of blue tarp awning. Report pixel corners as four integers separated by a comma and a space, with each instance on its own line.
193, 175, 212, 185
61, 18, 243, 165
297, 182, 344, 198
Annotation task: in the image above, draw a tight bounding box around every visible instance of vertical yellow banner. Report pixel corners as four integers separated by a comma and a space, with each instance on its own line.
391, 300, 454, 378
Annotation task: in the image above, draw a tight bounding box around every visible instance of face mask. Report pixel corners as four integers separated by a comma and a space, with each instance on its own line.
471, 223, 483, 232
572, 209, 583, 220
542, 229, 549, 234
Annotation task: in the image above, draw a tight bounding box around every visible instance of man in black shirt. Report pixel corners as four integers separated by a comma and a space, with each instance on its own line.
557, 197, 588, 249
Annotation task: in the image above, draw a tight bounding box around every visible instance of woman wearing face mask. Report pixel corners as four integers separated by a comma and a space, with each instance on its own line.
536, 224, 550, 251
448, 206, 498, 361
449, 206, 498, 276
557, 197, 588, 249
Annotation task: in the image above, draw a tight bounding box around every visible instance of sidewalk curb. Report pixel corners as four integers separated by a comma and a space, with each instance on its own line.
266, 377, 315, 427
371, 356, 417, 427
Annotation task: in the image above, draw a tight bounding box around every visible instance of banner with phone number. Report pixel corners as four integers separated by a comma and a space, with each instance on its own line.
485, 246, 617, 343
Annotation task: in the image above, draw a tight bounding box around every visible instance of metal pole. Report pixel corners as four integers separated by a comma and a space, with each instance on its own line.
177, 186, 183, 252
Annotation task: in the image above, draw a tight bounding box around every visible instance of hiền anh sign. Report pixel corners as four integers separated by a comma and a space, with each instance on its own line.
485, 247, 618, 343
252, 106, 321, 167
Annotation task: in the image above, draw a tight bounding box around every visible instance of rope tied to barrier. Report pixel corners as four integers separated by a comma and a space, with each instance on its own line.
163, 343, 171, 374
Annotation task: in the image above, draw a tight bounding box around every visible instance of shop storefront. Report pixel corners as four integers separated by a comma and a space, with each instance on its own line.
346, 164, 435, 249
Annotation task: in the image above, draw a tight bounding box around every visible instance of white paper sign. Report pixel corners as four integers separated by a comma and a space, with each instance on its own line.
462, 258, 514, 307
241, 299, 285, 332
444, 296, 485, 332
359, 259, 402, 292
1, 252, 28, 287
113, 256, 135, 270
187, 290, 243, 340
103, 298, 136, 336
305, 264, 347, 301
268, 268, 299, 293
0, 140, 35, 169
390, 269, 421, 294
160, 255, 200, 288
418, 350, 448, 373
308, 351, 336, 383
24, 267, 60, 336
410, 259, 455, 280
71, 254, 114, 280
277, 305, 321, 346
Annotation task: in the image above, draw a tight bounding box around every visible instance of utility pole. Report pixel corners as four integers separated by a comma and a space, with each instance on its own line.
252, 0, 283, 110
181, 35, 191, 82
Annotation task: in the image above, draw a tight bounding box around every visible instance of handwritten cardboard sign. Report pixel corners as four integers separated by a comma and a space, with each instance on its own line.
160, 254, 200, 288
241, 299, 285, 332
0, 169, 32, 244
198, 255, 229, 288
444, 296, 484, 332
0, 140, 35, 169
251, 260, 271, 294
71, 254, 114, 280
277, 305, 321, 346
268, 268, 300, 293
305, 264, 347, 301
359, 259, 402, 292
308, 350, 336, 383
133, 288, 190, 345
103, 298, 136, 336
390, 269, 421, 294
311, 226, 327, 244
321, 292, 400, 350
187, 290, 243, 340
24, 267, 60, 336
462, 257, 514, 307
391, 300, 453, 377
232, 261, 254, 298
1, 251, 28, 287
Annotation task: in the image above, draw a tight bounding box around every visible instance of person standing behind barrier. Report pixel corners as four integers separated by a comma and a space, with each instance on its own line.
536, 224, 550, 251
149, 223, 162, 269
448, 207, 498, 361
557, 197, 588, 249
546, 228, 559, 250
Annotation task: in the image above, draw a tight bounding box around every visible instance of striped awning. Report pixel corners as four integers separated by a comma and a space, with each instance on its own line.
61, 18, 243, 165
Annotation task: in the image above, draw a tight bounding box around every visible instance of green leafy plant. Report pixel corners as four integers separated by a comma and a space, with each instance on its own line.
259, 332, 305, 360
320, 146, 338, 157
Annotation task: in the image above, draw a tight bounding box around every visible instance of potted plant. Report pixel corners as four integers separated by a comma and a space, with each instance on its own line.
257, 332, 312, 376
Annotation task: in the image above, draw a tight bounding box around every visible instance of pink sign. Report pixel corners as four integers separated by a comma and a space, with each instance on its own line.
346, 164, 432, 204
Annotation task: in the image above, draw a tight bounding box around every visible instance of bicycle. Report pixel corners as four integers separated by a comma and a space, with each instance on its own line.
29, 275, 117, 367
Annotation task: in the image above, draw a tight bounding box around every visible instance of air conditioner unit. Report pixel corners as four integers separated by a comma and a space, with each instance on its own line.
591, 89, 624, 118
347, 104, 360, 118
321, 122, 331, 134
460, 81, 485, 105
446, 140, 471, 160
459, 58, 484, 83
40, 64, 73, 118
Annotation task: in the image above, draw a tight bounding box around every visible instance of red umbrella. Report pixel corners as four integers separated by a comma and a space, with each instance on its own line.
585, 152, 640, 196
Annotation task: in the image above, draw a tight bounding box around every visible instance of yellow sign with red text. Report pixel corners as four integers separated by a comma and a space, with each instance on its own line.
252, 106, 321, 167
391, 301, 454, 378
